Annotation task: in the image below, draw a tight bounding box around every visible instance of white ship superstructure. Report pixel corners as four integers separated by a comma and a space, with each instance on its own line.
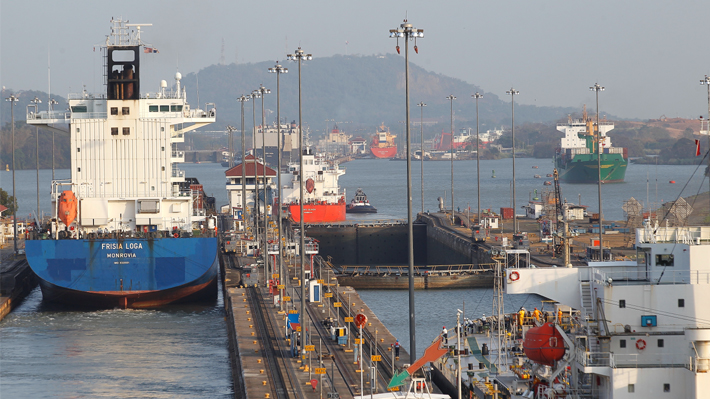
27, 18, 216, 235
557, 113, 614, 151
506, 221, 710, 398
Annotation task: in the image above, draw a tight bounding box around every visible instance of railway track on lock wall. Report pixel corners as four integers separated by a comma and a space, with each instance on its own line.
247, 286, 304, 399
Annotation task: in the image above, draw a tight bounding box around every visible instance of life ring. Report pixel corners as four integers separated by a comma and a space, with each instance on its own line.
173, 232, 179, 238
509, 271, 520, 281
636, 339, 646, 350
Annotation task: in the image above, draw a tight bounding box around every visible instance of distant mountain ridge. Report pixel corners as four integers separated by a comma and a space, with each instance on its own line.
179, 54, 578, 133
1, 54, 577, 135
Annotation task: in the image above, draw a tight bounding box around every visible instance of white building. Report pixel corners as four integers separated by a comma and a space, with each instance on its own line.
225, 155, 276, 225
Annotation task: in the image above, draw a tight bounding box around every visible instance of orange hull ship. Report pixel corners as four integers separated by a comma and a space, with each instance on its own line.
288, 201, 346, 223
370, 124, 397, 159
281, 148, 347, 223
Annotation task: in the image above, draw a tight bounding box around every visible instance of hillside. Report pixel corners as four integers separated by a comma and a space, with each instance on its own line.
179, 54, 578, 134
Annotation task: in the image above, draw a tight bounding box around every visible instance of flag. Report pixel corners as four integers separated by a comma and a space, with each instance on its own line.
144, 47, 159, 54
696, 139, 701, 156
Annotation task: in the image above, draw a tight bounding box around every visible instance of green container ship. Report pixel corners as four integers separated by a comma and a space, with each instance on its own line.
555, 108, 628, 183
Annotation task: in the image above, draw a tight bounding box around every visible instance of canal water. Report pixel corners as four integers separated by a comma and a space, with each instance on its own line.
0, 157, 706, 395
0, 287, 233, 398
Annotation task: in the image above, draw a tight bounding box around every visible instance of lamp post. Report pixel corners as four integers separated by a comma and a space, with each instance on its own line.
30, 96, 42, 219
269, 62, 288, 310
237, 95, 250, 223
226, 125, 236, 169
472, 93, 483, 224
590, 83, 605, 259
700, 76, 710, 223
506, 88, 519, 233
257, 84, 271, 281
389, 18, 423, 360
417, 102, 426, 214
250, 90, 261, 266
287, 47, 312, 354
6, 94, 19, 255
49, 98, 58, 180
446, 95, 456, 223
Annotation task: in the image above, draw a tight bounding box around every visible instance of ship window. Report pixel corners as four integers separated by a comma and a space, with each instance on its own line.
628, 384, 634, 393
619, 300, 626, 308
111, 127, 118, 135
171, 105, 183, 112
161, 146, 165, 151
111, 107, 118, 115
76, 128, 80, 133
149, 105, 159, 112
162, 166, 165, 171
160, 105, 169, 112
122, 107, 130, 115
71, 105, 87, 113
664, 384, 670, 392
161, 127, 165, 132
77, 167, 81, 172
657, 339, 664, 347
123, 127, 130, 135
619, 339, 626, 348
77, 148, 80, 152
655, 254, 674, 266
679, 299, 685, 307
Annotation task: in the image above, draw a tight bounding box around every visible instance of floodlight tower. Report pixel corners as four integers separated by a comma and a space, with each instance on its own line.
417, 101, 426, 214
389, 18, 423, 359
590, 83, 605, 259
700, 75, 710, 223
472, 93, 483, 224
237, 95, 250, 219
257, 84, 271, 279
30, 96, 42, 219
269, 62, 288, 310
287, 47, 312, 354
446, 95, 456, 223
506, 88, 519, 233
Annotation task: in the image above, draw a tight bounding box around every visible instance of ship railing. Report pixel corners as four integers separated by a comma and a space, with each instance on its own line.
27, 110, 71, 121
70, 111, 108, 120
171, 167, 185, 178
577, 349, 613, 368
171, 151, 184, 158
592, 268, 710, 286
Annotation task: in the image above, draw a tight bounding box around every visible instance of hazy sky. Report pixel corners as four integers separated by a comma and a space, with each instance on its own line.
2, 0, 709, 120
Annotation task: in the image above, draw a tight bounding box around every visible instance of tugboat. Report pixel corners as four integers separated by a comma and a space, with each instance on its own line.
346, 188, 377, 214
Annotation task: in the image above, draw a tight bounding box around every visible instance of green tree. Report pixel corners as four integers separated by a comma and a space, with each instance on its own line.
0, 188, 17, 214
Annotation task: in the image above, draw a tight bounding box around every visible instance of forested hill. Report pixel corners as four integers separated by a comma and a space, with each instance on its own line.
179, 54, 577, 132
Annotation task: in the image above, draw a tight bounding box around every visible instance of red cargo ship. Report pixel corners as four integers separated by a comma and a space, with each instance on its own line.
280, 148, 346, 223
370, 124, 397, 158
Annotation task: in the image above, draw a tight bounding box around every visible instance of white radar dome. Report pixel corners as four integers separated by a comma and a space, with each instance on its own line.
175, 72, 182, 81
160, 80, 168, 88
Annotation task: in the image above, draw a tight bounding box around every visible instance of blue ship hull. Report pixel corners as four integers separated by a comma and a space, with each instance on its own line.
25, 237, 218, 309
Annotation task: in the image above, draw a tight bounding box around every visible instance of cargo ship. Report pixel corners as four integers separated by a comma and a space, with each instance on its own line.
555, 107, 627, 183
434, 128, 473, 151
24, 18, 219, 309
370, 124, 397, 158
280, 148, 346, 223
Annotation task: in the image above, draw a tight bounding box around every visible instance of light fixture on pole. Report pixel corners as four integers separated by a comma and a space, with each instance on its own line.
269, 62, 288, 310
257, 84, 271, 280
287, 47, 312, 354
6, 94, 19, 255
446, 95, 456, 223
49, 98, 58, 180
226, 125, 237, 169
700, 75, 710, 223
389, 18, 423, 360
417, 101, 426, 215
237, 95, 250, 223
590, 83, 605, 259
506, 88, 520, 233
472, 93, 483, 224
30, 96, 42, 219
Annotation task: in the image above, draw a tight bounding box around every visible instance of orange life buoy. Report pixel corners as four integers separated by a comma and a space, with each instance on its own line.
636, 339, 646, 350
509, 271, 520, 281
173, 232, 179, 238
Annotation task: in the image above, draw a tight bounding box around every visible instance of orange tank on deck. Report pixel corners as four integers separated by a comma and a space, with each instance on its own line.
58, 190, 78, 227
523, 322, 566, 366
